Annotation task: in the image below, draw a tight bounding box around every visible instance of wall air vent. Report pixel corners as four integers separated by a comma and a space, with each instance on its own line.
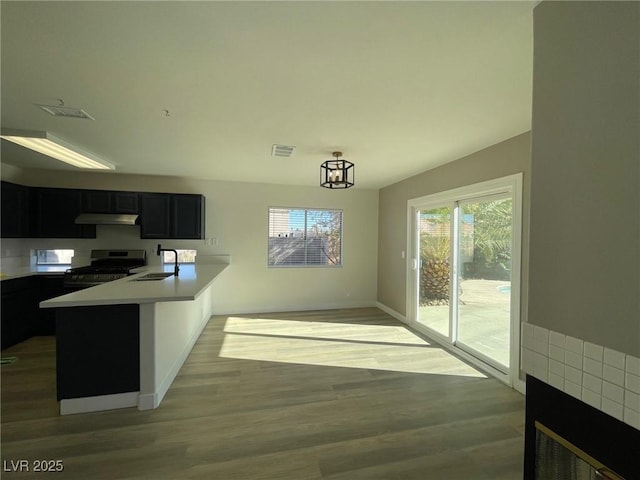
35, 104, 95, 120
271, 144, 296, 157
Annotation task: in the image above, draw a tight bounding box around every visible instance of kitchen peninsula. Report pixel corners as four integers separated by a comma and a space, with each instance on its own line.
40, 263, 228, 415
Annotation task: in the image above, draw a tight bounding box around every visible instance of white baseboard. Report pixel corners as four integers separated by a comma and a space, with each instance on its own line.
60, 391, 139, 415
211, 301, 377, 317
514, 378, 526, 395
137, 393, 157, 411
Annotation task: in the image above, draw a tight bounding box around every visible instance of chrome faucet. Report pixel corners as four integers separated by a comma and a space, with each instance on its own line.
156, 244, 179, 277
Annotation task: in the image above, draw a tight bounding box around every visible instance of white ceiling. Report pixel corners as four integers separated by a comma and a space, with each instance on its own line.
0, 1, 534, 189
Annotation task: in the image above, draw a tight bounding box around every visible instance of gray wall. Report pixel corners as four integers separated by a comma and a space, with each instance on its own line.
377, 132, 531, 316
528, 2, 640, 355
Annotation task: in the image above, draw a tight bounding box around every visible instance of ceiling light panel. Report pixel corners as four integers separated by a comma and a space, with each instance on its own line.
1, 130, 114, 170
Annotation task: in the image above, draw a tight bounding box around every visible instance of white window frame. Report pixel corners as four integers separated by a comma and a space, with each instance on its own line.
406, 173, 524, 392
267, 207, 344, 268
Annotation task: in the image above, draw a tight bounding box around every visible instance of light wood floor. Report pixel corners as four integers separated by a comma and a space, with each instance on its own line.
1, 307, 525, 479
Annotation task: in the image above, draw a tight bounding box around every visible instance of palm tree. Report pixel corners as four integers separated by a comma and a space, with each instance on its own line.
419, 208, 451, 305
462, 199, 512, 278
419, 199, 513, 303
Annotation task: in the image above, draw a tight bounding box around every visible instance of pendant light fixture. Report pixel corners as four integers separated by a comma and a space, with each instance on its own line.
320, 151, 354, 189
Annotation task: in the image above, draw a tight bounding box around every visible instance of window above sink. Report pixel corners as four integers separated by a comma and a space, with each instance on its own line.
161, 249, 196, 265
36, 249, 74, 266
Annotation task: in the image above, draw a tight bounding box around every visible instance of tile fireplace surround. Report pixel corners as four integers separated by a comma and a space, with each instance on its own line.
521, 322, 640, 430
521, 323, 640, 479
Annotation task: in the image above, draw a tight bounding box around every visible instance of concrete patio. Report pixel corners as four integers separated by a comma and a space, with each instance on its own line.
418, 279, 511, 368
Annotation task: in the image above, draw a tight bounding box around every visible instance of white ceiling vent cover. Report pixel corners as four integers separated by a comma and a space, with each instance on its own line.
35, 104, 95, 120
271, 144, 295, 157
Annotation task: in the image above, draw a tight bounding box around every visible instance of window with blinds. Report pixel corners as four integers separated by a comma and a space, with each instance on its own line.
268, 207, 343, 267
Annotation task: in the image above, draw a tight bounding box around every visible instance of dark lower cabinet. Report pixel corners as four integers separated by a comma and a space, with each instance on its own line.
34, 275, 66, 336
1, 290, 36, 349
1, 274, 68, 350
1, 277, 39, 350
56, 304, 140, 400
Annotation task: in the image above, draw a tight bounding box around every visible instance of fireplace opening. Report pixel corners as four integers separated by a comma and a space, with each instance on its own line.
524, 376, 640, 480
535, 421, 623, 480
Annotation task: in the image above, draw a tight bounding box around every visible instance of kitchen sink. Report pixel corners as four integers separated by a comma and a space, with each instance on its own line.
132, 272, 175, 281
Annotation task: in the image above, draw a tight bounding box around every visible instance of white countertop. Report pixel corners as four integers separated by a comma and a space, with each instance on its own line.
0, 265, 69, 280
40, 264, 228, 308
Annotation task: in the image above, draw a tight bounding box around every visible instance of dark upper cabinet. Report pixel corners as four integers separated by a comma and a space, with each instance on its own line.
140, 193, 171, 238
33, 188, 96, 238
172, 194, 205, 239
82, 190, 111, 212
82, 190, 139, 214
113, 192, 139, 213
1, 182, 203, 239
140, 193, 204, 239
1, 181, 30, 238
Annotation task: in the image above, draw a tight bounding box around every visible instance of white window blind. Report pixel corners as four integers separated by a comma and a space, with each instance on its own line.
268, 207, 343, 267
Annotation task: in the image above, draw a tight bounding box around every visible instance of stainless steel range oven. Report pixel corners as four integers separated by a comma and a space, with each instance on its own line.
64, 249, 147, 289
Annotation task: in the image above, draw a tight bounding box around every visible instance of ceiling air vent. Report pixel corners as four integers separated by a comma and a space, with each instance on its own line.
271, 144, 295, 157
35, 104, 95, 120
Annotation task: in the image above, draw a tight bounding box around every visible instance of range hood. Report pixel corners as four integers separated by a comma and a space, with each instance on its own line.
74, 213, 138, 226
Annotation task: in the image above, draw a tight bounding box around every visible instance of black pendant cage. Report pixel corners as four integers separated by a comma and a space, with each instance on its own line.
320, 158, 354, 189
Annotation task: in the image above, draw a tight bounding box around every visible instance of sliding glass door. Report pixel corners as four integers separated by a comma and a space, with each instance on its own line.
456, 195, 512, 371
409, 175, 522, 384
417, 206, 452, 338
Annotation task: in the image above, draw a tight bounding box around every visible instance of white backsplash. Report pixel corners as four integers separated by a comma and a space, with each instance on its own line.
0, 254, 29, 271
0, 224, 220, 272
521, 322, 640, 431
